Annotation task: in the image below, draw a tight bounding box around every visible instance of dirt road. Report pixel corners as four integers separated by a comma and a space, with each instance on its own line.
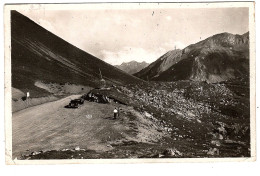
12, 95, 164, 159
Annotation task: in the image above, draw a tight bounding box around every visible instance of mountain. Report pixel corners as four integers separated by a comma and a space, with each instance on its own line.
115, 61, 149, 74
11, 11, 143, 97
134, 32, 249, 83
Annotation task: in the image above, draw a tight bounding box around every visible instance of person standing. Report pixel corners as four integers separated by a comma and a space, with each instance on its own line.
113, 108, 118, 119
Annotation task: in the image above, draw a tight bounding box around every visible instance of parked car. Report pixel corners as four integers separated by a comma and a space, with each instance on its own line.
67, 98, 84, 108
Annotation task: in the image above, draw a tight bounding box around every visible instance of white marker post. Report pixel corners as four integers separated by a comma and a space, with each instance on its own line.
26, 92, 30, 98
26, 92, 30, 106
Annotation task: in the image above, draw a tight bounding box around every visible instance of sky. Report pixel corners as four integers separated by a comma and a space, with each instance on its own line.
19, 7, 249, 65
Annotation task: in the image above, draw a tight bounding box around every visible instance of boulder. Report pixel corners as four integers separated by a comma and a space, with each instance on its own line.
207, 148, 219, 155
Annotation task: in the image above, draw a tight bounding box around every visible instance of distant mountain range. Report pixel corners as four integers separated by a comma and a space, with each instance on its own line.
115, 61, 149, 74
11, 11, 143, 97
135, 32, 249, 83
11, 10, 250, 99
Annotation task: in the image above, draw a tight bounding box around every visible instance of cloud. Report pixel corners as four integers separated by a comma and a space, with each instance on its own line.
20, 8, 249, 66
166, 16, 172, 21
162, 40, 186, 50
100, 46, 167, 65
100, 39, 186, 65
104, 14, 141, 26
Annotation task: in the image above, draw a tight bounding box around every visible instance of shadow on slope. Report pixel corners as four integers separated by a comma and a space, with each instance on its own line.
11, 11, 143, 98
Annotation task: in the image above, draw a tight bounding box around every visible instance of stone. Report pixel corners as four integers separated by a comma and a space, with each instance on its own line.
218, 134, 224, 140
218, 126, 227, 135
144, 111, 152, 118
197, 119, 202, 123
158, 154, 164, 158
163, 148, 183, 156
211, 140, 221, 146
207, 148, 219, 155
75, 146, 80, 151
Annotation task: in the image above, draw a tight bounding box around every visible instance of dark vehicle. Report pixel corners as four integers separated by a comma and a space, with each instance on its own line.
75, 98, 85, 105
65, 98, 84, 108
69, 100, 79, 108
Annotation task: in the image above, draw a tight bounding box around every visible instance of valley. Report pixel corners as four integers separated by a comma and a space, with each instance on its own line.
10, 10, 251, 160
14, 79, 250, 159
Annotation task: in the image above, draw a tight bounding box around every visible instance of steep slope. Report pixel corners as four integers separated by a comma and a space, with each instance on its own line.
134, 49, 182, 80
11, 11, 143, 97
115, 61, 149, 74
135, 32, 249, 83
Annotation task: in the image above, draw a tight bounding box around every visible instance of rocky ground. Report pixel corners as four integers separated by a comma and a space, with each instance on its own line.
17, 79, 250, 159
120, 80, 250, 157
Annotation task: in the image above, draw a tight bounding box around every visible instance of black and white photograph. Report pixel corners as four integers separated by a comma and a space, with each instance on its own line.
4, 2, 255, 163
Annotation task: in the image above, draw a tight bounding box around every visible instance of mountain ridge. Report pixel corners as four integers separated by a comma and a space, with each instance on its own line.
134, 32, 249, 83
11, 11, 143, 97
115, 61, 149, 74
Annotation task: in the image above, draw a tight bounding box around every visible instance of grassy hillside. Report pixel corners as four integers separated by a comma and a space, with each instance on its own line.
11, 11, 143, 98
